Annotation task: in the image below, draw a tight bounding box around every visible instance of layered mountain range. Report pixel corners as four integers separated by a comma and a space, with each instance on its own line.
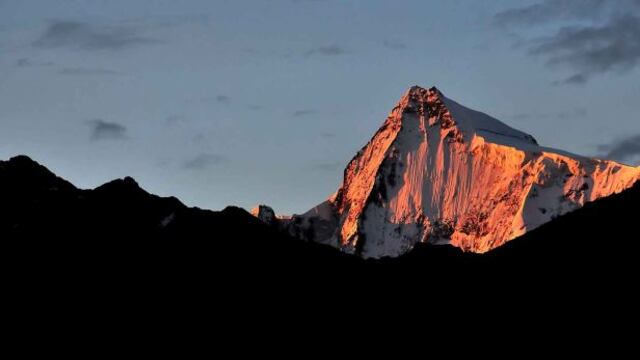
282, 86, 640, 258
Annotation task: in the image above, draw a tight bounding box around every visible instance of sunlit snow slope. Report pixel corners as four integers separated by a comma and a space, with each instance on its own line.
287, 86, 640, 258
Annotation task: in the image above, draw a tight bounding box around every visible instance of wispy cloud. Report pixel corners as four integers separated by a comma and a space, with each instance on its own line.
494, 0, 640, 85
15, 58, 30, 67
555, 73, 588, 86
597, 134, 640, 164
304, 45, 346, 57
530, 15, 640, 84
166, 114, 187, 125
58, 67, 119, 76
14, 58, 53, 67
215, 95, 231, 103
88, 119, 128, 141
33, 20, 160, 51
382, 40, 407, 50
320, 132, 336, 139
188, 95, 231, 104
494, 0, 619, 27
183, 153, 228, 170
292, 109, 316, 117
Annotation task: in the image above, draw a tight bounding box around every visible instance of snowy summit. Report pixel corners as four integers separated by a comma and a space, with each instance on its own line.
272, 86, 640, 258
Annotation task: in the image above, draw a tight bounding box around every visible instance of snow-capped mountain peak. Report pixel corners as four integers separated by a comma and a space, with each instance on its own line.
402, 85, 539, 146
278, 85, 640, 258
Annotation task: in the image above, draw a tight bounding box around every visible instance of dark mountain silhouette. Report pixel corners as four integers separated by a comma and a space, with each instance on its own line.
2, 155, 638, 285
1, 155, 359, 269
3, 152, 639, 342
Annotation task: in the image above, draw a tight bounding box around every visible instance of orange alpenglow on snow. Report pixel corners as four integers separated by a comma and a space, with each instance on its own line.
281, 86, 640, 258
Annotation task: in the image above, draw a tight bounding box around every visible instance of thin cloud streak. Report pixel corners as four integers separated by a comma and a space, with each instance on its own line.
88, 119, 128, 141
33, 20, 160, 51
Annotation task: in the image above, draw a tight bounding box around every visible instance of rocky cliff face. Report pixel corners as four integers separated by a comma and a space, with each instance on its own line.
286, 86, 640, 258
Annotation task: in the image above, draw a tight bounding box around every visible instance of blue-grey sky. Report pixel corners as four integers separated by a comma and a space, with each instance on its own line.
1, 0, 639, 214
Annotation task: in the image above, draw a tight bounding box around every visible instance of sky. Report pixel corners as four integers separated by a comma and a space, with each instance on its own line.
0, 0, 639, 214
